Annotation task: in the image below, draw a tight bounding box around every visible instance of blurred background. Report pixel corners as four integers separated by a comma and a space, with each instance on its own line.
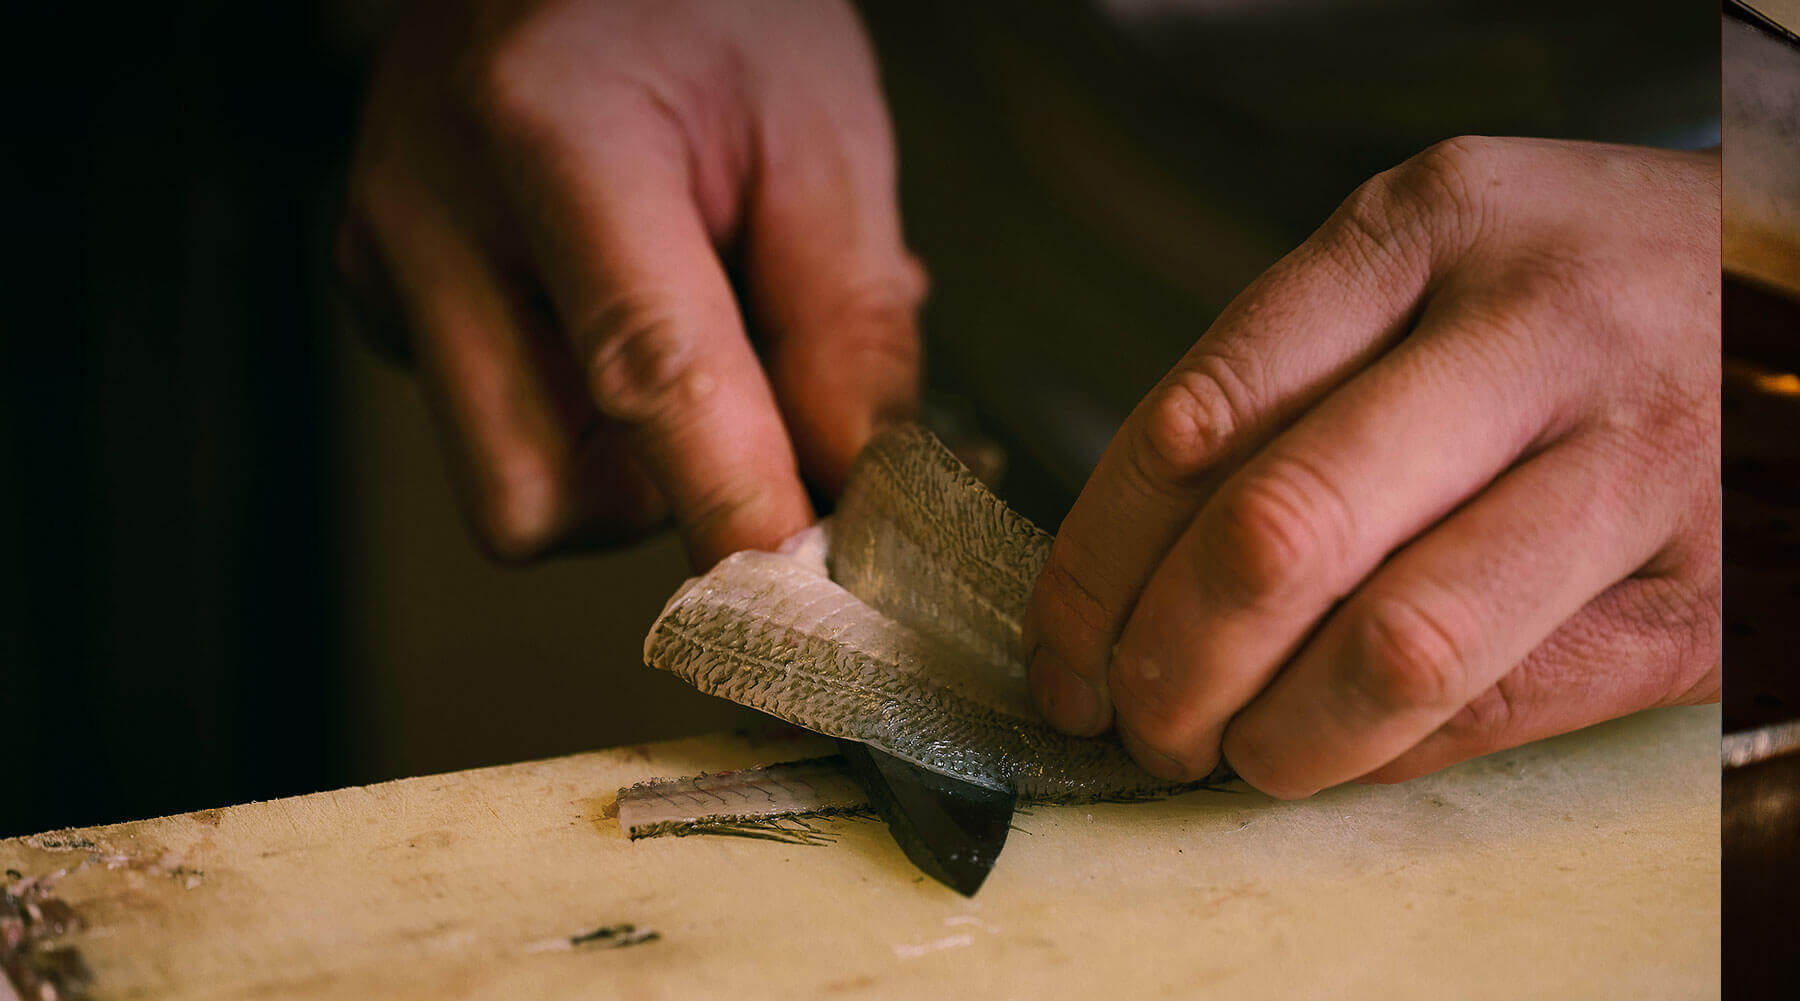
1720, 3, 1800, 997
3, 0, 1720, 838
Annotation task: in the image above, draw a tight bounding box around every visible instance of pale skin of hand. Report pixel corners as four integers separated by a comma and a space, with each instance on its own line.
340, 0, 924, 569
345, 3, 1721, 796
1023, 137, 1722, 798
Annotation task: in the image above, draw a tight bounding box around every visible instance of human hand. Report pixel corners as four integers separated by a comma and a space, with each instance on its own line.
339, 0, 924, 567
1023, 137, 1721, 797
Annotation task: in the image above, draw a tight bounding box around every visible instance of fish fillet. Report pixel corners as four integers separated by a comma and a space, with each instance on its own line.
615, 757, 872, 842
644, 426, 1229, 800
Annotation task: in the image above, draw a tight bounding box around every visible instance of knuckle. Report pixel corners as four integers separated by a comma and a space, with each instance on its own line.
1344, 594, 1469, 714
1199, 456, 1350, 610
1588, 373, 1717, 475
818, 273, 927, 370
1681, 575, 1723, 671
1397, 136, 1494, 217
1577, 307, 1718, 458
1668, 628, 1722, 703
584, 299, 708, 426
1482, 245, 1610, 323
1324, 179, 1423, 285
1331, 135, 1492, 266
463, 43, 525, 130
1140, 353, 1254, 484
464, 38, 555, 136
1334, 173, 1412, 254
1107, 648, 1187, 733
1433, 682, 1516, 748
1629, 573, 1722, 706
466, 34, 658, 143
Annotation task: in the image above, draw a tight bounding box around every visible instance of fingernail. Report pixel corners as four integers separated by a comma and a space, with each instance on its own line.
1222, 731, 1309, 800
1118, 722, 1192, 781
1029, 646, 1104, 735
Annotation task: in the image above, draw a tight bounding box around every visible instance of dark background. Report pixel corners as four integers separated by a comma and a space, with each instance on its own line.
3, 0, 1721, 839
1720, 5, 1800, 997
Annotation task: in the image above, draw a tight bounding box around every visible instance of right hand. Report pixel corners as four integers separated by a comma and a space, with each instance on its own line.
340, 0, 926, 568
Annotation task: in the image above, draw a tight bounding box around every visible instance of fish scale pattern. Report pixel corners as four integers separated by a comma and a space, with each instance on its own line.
644, 426, 1231, 800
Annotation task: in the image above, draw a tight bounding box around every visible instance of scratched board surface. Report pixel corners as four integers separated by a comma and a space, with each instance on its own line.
2, 706, 1718, 1001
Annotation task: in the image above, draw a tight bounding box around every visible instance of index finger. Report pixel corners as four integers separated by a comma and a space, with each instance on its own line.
1022, 149, 1457, 735
491, 87, 813, 568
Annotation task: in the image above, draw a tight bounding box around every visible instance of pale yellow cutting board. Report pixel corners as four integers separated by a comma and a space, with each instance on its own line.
2, 705, 1719, 1000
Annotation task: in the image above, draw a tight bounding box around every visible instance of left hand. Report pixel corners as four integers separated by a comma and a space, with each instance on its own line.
1022, 137, 1721, 798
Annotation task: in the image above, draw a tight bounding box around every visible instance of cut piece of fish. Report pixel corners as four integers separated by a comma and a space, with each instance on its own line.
615, 757, 872, 842
643, 426, 1231, 800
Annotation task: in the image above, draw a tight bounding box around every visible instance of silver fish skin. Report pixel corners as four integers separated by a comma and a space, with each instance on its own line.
643, 426, 1230, 800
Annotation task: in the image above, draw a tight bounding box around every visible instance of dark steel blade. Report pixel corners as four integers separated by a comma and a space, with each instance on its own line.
836, 739, 1015, 896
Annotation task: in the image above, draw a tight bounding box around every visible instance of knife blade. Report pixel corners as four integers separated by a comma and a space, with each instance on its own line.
836, 739, 1015, 896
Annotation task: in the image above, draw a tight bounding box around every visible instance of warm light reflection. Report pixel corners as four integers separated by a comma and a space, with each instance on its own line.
1752, 371, 1800, 396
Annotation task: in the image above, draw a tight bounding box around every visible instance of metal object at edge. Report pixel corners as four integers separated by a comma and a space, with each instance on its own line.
1723, 719, 1800, 769
836, 739, 1015, 896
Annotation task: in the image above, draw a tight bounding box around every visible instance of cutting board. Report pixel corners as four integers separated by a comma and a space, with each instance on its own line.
1, 705, 1719, 1000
